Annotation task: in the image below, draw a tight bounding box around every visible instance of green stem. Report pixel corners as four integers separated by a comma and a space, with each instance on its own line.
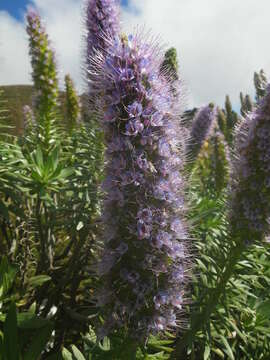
36, 196, 46, 273
172, 240, 245, 359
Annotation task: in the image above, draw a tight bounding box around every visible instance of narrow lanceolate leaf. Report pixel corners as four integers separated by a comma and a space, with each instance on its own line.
71, 345, 86, 360
3, 302, 19, 360
91, 31, 190, 339
23, 323, 53, 360
62, 348, 73, 360
0, 257, 17, 299
27, 274, 51, 288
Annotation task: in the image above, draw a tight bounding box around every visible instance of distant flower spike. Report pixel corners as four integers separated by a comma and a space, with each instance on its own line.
64, 74, 80, 131
91, 32, 190, 339
230, 84, 270, 243
26, 8, 59, 117
187, 104, 216, 164
23, 105, 35, 130
196, 125, 230, 196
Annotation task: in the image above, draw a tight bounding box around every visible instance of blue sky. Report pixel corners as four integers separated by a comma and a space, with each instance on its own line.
0, 0, 129, 20
0, 0, 28, 20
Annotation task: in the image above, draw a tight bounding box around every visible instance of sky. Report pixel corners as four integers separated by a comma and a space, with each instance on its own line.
0, 0, 270, 110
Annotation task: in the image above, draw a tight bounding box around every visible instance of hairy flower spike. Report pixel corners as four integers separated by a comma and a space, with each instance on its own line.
231, 84, 270, 243
86, 0, 120, 70
26, 8, 59, 117
92, 32, 190, 339
187, 104, 216, 165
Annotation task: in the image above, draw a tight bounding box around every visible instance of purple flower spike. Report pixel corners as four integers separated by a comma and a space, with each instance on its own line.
187, 105, 216, 163
230, 84, 270, 244
92, 31, 191, 338
86, 0, 120, 60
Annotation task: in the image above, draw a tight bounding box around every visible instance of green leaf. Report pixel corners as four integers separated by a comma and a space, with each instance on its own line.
204, 344, 211, 360
0, 200, 9, 220
35, 146, 44, 169
220, 335, 234, 360
23, 323, 53, 360
17, 312, 51, 329
71, 345, 86, 360
256, 300, 270, 319
3, 302, 19, 360
27, 275, 51, 288
0, 257, 17, 299
62, 348, 73, 360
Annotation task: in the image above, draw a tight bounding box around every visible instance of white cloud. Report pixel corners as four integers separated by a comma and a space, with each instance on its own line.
30, 0, 85, 91
122, 0, 270, 109
1, 0, 270, 109
0, 11, 31, 85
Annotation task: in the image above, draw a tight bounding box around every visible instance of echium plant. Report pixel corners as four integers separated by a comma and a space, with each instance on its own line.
187, 104, 216, 166
26, 9, 59, 118
173, 83, 270, 357
90, 32, 190, 340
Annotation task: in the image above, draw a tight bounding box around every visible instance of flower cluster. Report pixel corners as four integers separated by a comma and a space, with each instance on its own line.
26, 8, 59, 117
230, 84, 270, 243
91, 33, 190, 339
187, 105, 216, 164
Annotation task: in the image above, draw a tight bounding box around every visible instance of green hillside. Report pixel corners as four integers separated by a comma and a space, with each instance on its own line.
0, 85, 88, 135
0, 85, 34, 135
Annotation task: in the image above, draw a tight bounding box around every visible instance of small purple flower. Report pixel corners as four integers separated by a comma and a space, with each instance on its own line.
125, 119, 144, 136
168, 242, 185, 260
171, 218, 185, 235
170, 265, 185, 282
153, 316, 167, 331
137, 208, 152, 223
128, 102, 143, 118
104, 106, 117, 122
137, 220, 152, 239
153, 291, 170, 309
158, 138, 171, 157
171, 293, 183, 310
136, 153, 149, 171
